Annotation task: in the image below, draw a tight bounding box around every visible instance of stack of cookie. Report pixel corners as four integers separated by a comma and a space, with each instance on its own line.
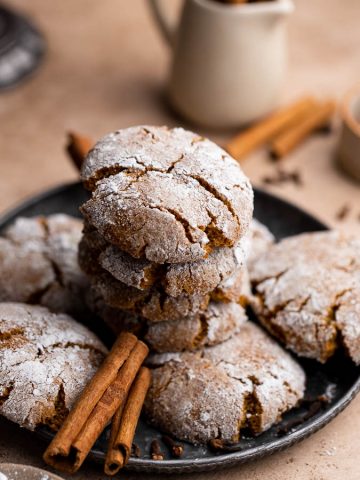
78, 125, 254, 353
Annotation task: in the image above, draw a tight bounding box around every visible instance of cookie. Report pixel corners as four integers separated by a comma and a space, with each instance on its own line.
0, 302, 106, 431
0, 215, 89, 317
79, 223, 246, 297
90, 270, 210, 322
144, 322, 305, 444
245, 219, 275, 270
88, 294, 247, 352
80, 126, 253, 263
251, 231, 360, 363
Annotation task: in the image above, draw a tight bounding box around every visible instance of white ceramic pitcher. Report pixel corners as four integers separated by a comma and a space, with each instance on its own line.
149, 0, 294, 128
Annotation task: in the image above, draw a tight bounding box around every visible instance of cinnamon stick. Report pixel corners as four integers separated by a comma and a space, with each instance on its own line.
270, 100, 336, 159
43, 333, 148, 473
66, 132, 94, 171
104, 367, 151, 475
226, 96, 316, 160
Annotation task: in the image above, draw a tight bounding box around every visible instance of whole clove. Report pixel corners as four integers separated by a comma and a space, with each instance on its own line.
131, 443, 141, 458
150, 439, 164, 461
262, 167, 303, 187
162, 435, 184, 458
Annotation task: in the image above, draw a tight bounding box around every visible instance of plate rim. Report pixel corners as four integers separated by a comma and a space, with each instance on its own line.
1, 181, 359, 473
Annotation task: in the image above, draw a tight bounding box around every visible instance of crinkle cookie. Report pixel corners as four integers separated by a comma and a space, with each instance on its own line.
79, 223, 246, 297
251, 231, 360, 363
89, 271, 210, 323
80, 126, 253, 263
0, 215, 89, 317
88, 260, 251, 323
88, 294, 247, 352
144, 322, 305, 444
245, 219, 275, 270
0, 303, 106, 431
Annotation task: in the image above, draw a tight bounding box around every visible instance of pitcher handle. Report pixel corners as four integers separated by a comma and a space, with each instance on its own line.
148, 0, 177, 48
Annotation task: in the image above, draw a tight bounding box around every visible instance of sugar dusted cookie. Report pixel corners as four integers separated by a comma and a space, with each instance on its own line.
89, 270, 210, 323
79, 223, 247, 297
80, 126, 253, 264
0, 215, 88, 317
251, 231, 360, 363
144, 322, 305, 444
88, 294, 247, 352
0, 303, 106, 431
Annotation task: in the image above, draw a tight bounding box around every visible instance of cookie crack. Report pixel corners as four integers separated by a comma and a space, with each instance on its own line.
0, 327, 25, 342
43, 382, 69, 431
166, 154, 184, 173
252, 269, 289, 290
326, 289, 353, 323
147, 205, 198, 245
193, 313, 209, 348
0, 382, 14, 407
241, 387, 263, 434
188, 174, 239, 226
50, 341, 105, 356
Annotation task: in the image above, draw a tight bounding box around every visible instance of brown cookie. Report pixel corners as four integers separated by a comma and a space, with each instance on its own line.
0, 302, 106, 431
89, 270, 210, 323
0, 215, 89, 317
144, 322, 305, 444
80, 126, 253, 263
88, 293, 247, 352
251, 231, 360, 363
79, 223, 246, 297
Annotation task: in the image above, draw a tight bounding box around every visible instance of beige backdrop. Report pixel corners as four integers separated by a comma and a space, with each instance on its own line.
1, 0, 360, 479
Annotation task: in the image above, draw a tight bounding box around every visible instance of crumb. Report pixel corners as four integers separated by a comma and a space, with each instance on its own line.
335, 204, 350, 221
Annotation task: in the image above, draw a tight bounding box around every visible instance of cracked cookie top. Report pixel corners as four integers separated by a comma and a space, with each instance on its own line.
0, 302, 107, 430
144, 322, 305, 444
80, 126, 253, 263
79, 223, 246, 297
250, 231, 360, 363
0, 215, 89, 318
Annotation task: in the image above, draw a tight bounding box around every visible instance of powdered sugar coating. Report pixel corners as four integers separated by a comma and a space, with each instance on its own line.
80, 126, 253, 263
0, 215, 89, 317
145, 322, 305, 444
251, 231, 360, 363
0, 303, 106, 430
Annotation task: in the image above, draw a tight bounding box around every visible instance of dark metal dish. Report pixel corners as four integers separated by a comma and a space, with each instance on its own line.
1, 181, 359, 474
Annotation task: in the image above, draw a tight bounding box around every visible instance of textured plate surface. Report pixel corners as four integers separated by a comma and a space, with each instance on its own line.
1, 181, 359, 474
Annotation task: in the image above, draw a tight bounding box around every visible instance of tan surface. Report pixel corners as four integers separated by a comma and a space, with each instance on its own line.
1, 0, 360, 478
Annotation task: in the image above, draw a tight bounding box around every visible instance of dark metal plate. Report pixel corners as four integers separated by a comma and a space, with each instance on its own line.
1, 181, 359, 474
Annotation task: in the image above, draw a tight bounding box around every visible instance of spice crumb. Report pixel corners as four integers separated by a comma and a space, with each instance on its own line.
261, 167, 303, 187
335, 204, 351, 221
